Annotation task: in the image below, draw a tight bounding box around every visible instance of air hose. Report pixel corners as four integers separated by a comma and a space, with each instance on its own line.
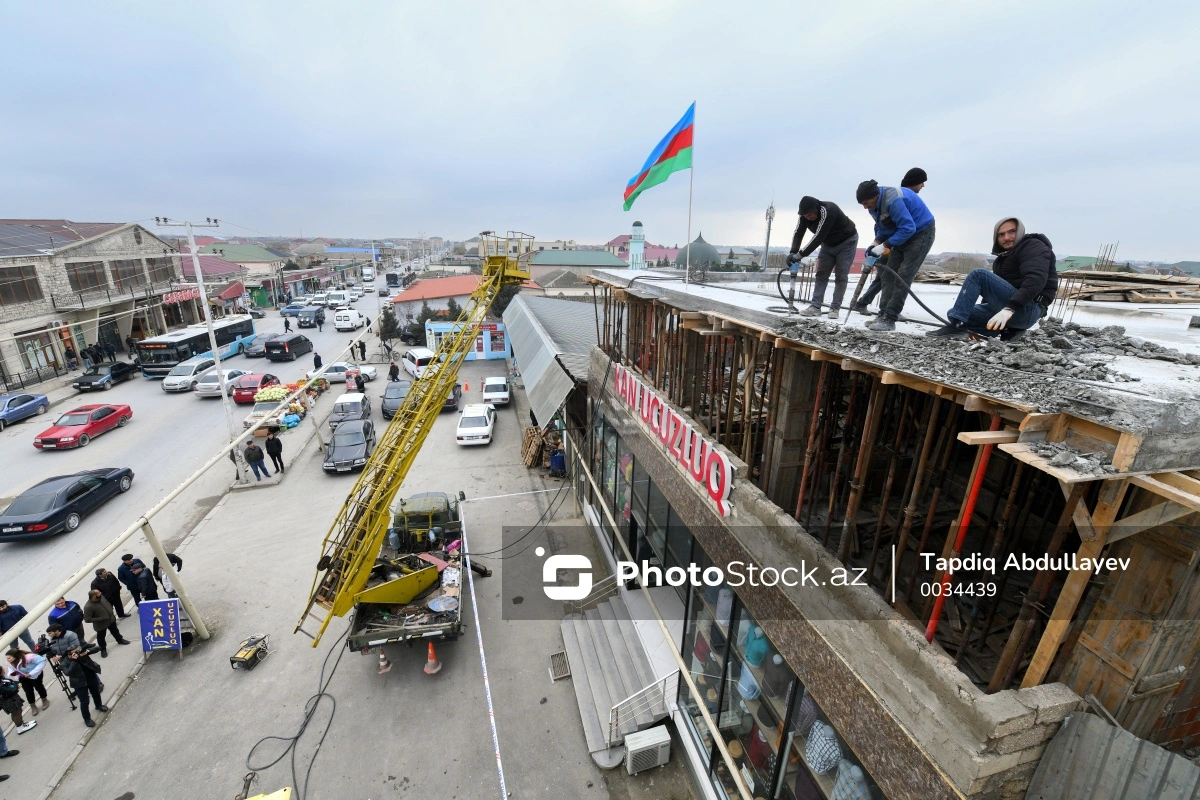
778, 261, 950, 326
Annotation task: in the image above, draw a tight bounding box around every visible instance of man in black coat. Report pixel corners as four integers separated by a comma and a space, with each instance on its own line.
47, 626, 107, 728
90, 568, 128, 619
117, 554, 147, 605
133, 564, 159, 603
264, 432, 284, 474
787, 196, 859, 319
928, 217, 1057, 339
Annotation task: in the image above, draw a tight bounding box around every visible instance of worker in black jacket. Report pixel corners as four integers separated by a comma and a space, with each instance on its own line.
928, 217, 1057, 339
787, 197, 859, 319
133, 564, 159, 603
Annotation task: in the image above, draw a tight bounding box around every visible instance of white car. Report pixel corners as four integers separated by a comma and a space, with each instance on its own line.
161, 358, 217, 392
348, 289, 362, 301
481, 376, 510, 406
243, 401, 287, 429
456, 403, 495, 446
305, 362, 378, 382
308, 294, 328, 307
193, 369, 247, 398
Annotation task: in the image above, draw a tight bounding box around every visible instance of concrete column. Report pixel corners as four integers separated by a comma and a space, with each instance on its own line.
763, 350, 821, 510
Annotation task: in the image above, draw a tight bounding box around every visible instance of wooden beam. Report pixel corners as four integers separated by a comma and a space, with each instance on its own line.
1020, 412, 1062, 433
1108, 501, 1195, 545
881, 370, 938, 394
1150, 471, 1200, 496
1111, 432, 1142, 472
963, 394, 1000, 413
1048, 414, 1071, 443
1130, 474, 1200, 514
998, 443, 1109, 484
841, 357, 875, 374
1067, 417, 1122, 446
810, 349, 842, 363
772, 337, 808, 352
957, 430, 1021, 446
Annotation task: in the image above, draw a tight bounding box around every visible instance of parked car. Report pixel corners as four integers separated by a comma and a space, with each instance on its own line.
328, 392, 371, 428
334, 309, 366, 331
243, 401, 286, 430
297, 307, 326, 328
245, 307, 266, 319
402, 347, 436, 379
455, 403, 496, 446
0, 467, 135, 542
232, 373, 281, 404
348, 289, 362, 302
161, 357, 216, 392
72, 362, 137, 392
308, 293, 328, 307
326, 290, 350, 307
381, 380, 412, 420
33, 404, 132, 449
323, 419, 377, 473
481, 376, 511, 406
442, 383, 462, 412
245, 333, 282, 358
0, 392, 50, 430
193, 369, 247, 398
264, 334, 314, 362
279, 303, 307, 317
305, 362, 378, 382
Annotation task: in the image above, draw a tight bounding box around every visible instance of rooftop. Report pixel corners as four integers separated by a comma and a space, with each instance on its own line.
0, 219, 128, 258
507, 294, 599, 377
390, 275, 482, 303
531, 250, 627, 268
180, 254, 245, 279
198, 243, 284, 263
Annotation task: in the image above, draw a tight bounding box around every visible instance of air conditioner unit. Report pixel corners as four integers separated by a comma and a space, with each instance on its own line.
625, 725, 671, 775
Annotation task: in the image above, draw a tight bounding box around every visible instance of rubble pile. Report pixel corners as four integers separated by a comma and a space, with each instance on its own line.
1025, 441, 1116, 476
1010, 320, 1200, 367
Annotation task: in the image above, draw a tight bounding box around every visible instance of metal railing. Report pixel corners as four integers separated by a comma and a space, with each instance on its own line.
0, 361, 72, 391
608, 670, 678, 745
563, 573, 618, 614
51, 279, 176, 310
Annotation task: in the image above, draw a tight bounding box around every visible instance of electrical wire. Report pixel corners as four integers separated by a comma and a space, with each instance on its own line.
245, 621, 351, 800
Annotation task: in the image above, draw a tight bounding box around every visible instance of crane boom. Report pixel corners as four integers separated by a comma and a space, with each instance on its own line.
295, 231, 532, 646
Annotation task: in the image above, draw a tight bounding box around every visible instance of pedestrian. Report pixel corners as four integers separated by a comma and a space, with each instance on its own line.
0, 708, 21, 778
317, 316, 323, 332
265, 431, 285, 474
358, 339, 367, 361
83, 590, 130, 657
5, 649, 50, 717
927, 217, 1057, 341
855, 179, 936, 331
0, 664, 35, 734
90, 344, 104, 367
313, 353, 323, 372
152, 554, 183, 598
47, 597, 86, 644
90, 568, 128, 619
0, 601, 36, 651
354, 373, 366, 395
125, 335, 137, 358
64, 344, 78, 370
284, 317, 292, 333
133, 564, 159, 602
244, 440, 271, 481
787, 195, 860, 319
103, 342, 117, 363
901, 167, 927, 193
47, 626, 107, 728
117, 554, 147, 606
388, 361, 400, 382
81, 345, 94, 370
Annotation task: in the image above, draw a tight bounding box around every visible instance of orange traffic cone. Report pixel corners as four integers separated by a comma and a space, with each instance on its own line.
463, 381, 469, 392
378, 651, 392, 674
423, 641, 442, 675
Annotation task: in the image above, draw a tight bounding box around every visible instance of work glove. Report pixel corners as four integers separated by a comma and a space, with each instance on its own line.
863, 253, 879, 269
786, 252, 800, 266
868, 242, 888, 258
987, 307, 1014, 331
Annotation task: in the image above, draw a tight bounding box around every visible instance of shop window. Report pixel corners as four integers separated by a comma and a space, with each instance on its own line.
615, 438, 633, 529
67, 261, 107, 292
0, 265, 44, 305
679, 551, 734, 780
665, 510, 693, 601
602, 422, 617, 510
630, 457, 650, 522
778, 679, 882, 800
645, 481, 669, 563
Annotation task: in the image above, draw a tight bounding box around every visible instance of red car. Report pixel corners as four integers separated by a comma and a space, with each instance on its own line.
33, 404, 133, 449
232, 373, 281, 404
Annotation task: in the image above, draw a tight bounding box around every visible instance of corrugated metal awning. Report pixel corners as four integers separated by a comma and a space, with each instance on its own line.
1026, 713, 1200, 799
504, 297, 576, 426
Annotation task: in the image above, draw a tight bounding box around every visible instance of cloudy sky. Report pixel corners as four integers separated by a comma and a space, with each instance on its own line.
4, 1, 1197, 260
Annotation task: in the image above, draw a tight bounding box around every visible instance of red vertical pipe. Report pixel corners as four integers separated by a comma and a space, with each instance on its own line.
924, 414, 1001, 643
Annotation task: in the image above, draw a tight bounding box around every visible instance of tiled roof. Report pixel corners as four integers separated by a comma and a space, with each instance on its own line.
390, 275, 482, 303
180, 254, 245, 278
198, 243, 284, 263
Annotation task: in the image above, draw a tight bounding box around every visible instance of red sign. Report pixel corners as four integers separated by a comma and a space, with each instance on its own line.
163, 287, 201, 305
613, 364, 735, 516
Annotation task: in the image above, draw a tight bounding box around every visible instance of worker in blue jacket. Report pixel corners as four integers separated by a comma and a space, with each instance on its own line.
47, 597, 86, 643
855, 179, 936, 331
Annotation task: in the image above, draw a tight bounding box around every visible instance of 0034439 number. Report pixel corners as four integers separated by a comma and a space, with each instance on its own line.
920, 581, 998, 598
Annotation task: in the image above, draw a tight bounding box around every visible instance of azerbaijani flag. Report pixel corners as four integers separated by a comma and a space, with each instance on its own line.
623, 103, 694, 211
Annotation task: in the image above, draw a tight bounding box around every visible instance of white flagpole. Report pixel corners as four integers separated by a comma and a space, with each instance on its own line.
684, 102, 694, 286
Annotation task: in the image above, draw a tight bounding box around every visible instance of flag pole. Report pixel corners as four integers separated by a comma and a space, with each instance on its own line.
684, 102, 694, 286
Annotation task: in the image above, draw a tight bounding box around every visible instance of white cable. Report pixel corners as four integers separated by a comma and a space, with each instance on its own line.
460, 506, 508, 800
460, 487, 562, 503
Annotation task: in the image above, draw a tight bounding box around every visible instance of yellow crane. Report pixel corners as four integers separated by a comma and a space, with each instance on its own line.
294, 231, 532, 646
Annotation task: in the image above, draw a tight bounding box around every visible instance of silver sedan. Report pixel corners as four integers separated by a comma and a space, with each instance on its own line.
193, 369, 247, 398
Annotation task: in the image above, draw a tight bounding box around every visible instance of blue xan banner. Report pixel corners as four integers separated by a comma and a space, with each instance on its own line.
138, 598, 182, 651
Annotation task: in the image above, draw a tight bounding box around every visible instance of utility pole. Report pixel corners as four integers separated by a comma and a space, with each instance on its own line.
155, 216, 251, 485
762, 201, 776, 274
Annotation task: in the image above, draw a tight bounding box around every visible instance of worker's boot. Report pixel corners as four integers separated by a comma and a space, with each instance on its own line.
999, 328, 1027, 342
799, 306, 821, 317
926, 320, 968, 339
826, 308, 840, 320
851, 301, 871, 315
866, 317, 895, 332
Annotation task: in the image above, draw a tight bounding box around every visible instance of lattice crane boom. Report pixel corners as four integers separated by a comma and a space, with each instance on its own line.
294, 231, 532, 646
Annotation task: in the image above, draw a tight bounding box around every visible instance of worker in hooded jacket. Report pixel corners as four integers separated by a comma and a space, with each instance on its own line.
927, 217, 1057, 340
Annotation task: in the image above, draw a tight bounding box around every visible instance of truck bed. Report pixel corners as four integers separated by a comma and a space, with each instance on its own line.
347, 549, 466, 652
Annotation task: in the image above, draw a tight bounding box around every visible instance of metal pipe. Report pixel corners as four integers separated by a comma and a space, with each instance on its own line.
867, 389, 914, 587
824, 373, 861, 547
793, 361, 828, 520
141, 520, 211, 640
838, 380, 887, 562
886, 395, 940, 601
905, 402, 962, 604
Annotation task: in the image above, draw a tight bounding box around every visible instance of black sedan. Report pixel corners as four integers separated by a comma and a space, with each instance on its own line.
72, 361, 138, 392
323, 420, 377, 473
245, 333, 282, 358
0, 468, 134, 542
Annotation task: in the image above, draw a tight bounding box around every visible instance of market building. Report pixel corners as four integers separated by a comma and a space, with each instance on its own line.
547, 268, 1200, 800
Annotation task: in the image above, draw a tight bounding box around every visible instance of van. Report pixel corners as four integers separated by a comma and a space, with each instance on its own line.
334, 309, 366, 331
309, 293, 328, 307
297, 307, 325, 328
402, 347, 436, 379
264, 334, 314, 362
326, 290, 349, 308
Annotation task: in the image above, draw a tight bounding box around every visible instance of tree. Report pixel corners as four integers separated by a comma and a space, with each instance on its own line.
453, 244, 466, 255
445, 297, 463, 321
491, 284, 521, 316
377, 302, 401, 343
284, 259, 299, 270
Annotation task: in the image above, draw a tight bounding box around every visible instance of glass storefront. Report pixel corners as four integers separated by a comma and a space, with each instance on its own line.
590, 409, 884, 799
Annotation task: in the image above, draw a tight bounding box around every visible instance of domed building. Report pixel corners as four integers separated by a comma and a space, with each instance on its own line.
674, 233, 722, 270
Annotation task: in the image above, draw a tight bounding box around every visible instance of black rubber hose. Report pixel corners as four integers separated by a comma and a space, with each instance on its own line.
861, 260, 951, 326
776, 267, 790, 304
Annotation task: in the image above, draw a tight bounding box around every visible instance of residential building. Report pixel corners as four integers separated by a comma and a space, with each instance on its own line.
605, 229, 680, 266
1168, 260, 1200, 278
528, 250, 627, 284
390, 275, 483, 321
424, 320, 511, 361
0, 219, 180, 388
533, 239, 578, 252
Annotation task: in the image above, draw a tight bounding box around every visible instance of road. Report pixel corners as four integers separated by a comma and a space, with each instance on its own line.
0, 299, 388, 620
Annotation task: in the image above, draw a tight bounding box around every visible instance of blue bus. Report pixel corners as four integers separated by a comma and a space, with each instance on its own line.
137, 315, 257, 377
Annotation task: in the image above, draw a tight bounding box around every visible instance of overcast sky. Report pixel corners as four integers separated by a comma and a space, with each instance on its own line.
3, 1, 1197, 260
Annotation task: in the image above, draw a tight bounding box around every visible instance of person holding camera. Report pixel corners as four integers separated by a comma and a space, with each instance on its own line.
46, 624, 107, 728
83, 590, 130, 657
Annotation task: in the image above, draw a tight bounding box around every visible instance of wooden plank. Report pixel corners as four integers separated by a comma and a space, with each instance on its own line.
1020, 413, 1062, 433
1108, 501, 1195, 544
957, 430, 1021, 446
1130, 475, 1200, 514
772, 337, 809, 352
678, 312, 708, 320
1068, 418, 1122, 446
810, 349, 842, 363
880, 370, 938, 394
1111, 432, 1142, 472
841, 357, 876, 374
998, 443, 1109, 484
1049, 414, 1071, 443
1076, 632, 1139, 681
963, 394, 1001, 413
1150, 471, 1200, 497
